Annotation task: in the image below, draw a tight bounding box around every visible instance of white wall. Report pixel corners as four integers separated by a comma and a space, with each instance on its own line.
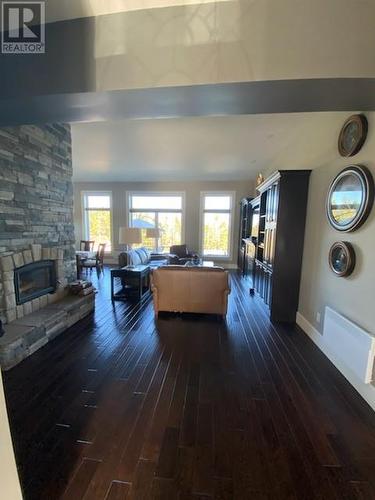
296, 113, 375, 408
73, 180, 254, 267
299, 119, 375, 335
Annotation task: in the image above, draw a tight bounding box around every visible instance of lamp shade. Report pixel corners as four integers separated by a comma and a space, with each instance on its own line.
146, 228, 160, 238
119, 227, 142, 245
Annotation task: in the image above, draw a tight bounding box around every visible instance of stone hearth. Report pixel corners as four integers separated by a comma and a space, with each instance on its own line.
0, 244, 95, 369
0, 294, 94, 369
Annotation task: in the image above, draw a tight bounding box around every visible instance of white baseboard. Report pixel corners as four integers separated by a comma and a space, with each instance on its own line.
297, 312, 375, 411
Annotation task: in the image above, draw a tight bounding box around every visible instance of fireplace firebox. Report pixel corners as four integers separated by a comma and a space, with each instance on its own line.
14, 260, 57, 305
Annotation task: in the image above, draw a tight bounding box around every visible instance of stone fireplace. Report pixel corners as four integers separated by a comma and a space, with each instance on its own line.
0, 245, 67, 324
0, 243, 95, 370
0, 124, 94, 369
0, 123, 77, 326
14, 260, 56, 305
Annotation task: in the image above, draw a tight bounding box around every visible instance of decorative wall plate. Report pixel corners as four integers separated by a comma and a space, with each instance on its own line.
329, 241, 355, 277
338, 114, 368, 157
326, 165, 374, 232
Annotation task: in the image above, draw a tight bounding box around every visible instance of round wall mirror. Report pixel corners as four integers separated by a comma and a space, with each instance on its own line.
329, 241, 355, 277
338, 114, 368, 157
326, 165, 374, 232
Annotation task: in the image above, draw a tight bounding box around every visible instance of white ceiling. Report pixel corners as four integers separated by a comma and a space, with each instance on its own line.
71, 112, 352, 182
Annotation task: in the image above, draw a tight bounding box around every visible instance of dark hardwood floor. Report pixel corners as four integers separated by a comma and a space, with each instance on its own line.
3, 270, 375, 500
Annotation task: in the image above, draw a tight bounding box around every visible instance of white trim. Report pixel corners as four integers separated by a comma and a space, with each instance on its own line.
126, 190, 186, 251
81, 190, 113, 252
199, 191, 236, 260
296, 312, 375, 411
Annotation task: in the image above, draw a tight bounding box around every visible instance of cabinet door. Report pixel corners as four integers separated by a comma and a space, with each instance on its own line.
263, 228, 269, 265
263, 181, 279, 267
246, 203, 252, 236
262, 267, 268, 302
266, 187, 273, 222
264, 224, 275, 268
267, 269, 273, 305
272, 182, 279, 222
263, 222, 277, 267
255, 262, 264, 297
239, 247, 245, 274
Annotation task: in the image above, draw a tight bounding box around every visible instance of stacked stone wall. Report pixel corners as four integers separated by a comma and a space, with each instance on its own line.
0, 124, 75, 324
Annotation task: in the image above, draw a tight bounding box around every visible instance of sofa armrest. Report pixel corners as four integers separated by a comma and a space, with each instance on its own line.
187, 252, 199, 258
226, 274, 231, 294
150, 282, 159, 317
118, 252, 128, 268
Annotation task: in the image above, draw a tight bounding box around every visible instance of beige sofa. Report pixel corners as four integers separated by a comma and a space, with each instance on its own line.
151, 266, 231, 318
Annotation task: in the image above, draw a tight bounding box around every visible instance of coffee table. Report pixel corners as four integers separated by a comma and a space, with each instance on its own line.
110, 265, 151, 302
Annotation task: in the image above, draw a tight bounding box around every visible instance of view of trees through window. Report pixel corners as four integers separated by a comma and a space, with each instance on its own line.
203, 212, 230, 256
129, 194, 183, 252
83, 194, 112, 251
202, 194, 233, 257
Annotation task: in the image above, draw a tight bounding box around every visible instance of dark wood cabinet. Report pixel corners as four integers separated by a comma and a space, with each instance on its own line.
252, 170, 311, 323
241, 197, 260, 290
237, 197, 253, 274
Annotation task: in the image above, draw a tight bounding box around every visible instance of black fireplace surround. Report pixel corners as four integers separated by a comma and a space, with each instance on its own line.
14, 260, 56, 305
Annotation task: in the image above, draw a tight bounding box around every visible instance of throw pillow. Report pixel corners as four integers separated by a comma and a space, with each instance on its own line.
129, 250, 141, 266
135, 248, 148, 264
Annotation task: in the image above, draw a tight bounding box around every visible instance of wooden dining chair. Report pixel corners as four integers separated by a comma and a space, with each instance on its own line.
96, 243, 106, 271
80, 240, 95, 252
82, 243, 106, 273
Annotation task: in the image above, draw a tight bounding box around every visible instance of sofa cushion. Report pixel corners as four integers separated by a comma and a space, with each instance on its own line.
143, 248, 151, 262
118, 247, 153, 267
135, 248, 148, 264
128, 249, 142, 266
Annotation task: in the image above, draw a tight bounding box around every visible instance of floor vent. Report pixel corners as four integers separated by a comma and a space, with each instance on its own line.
323, 307, 375, 384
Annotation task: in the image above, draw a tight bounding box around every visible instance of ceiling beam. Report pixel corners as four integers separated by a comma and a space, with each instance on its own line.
0, 78, 375, 126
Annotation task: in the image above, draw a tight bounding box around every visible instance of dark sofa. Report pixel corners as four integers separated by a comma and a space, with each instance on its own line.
169, 244, 199, 265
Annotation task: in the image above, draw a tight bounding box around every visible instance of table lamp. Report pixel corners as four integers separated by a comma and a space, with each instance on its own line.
119, 227, 142, 251
146, 228, 161, 252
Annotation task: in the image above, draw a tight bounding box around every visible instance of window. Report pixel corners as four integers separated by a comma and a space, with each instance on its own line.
128, 193, 184, 252
200, 192, 235, 258
82, 192, 112, 252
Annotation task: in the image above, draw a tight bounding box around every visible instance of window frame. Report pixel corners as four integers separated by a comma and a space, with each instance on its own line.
81, 191, 113, 253
126, 191, 186, 252
199, 191, 236, 260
